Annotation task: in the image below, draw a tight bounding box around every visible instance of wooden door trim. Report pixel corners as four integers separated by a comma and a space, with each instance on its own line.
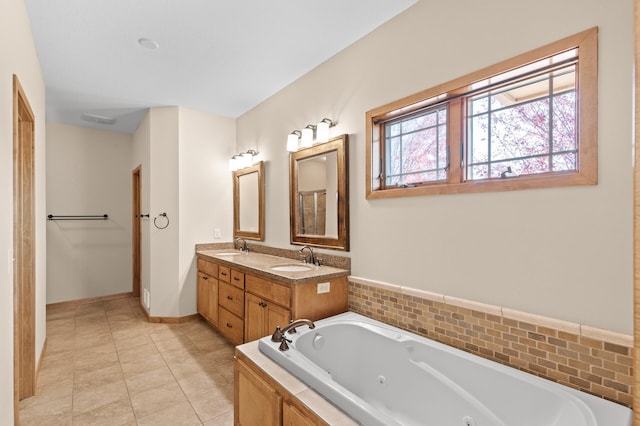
13, 74, 36, 423
132, 165, 141, 298
634, 0, 640, 421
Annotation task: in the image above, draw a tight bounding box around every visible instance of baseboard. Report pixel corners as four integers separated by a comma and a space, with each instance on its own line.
34, 337, 47, 391
46, 292, 133, 309
146, 313, 200, 324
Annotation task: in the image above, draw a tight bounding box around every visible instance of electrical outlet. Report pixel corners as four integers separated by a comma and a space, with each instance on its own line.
214, 228, 221, 239
317, 282, 330, 294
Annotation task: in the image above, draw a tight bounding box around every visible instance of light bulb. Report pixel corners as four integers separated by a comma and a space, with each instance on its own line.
316, 118, 334, 143
287, 131, 300, 152
301, 126, 314, 148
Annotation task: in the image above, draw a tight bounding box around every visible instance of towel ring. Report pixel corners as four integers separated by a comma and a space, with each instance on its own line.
154, 212, 169, 229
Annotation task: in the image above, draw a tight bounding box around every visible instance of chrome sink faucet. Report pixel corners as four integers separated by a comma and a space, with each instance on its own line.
299, 245, 315, 265
234, 237, 248, 252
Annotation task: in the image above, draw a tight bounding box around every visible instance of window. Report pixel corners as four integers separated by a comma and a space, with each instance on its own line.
366, 28, 597, 199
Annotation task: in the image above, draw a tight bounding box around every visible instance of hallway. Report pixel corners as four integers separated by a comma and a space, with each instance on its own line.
19, 297, 235, 425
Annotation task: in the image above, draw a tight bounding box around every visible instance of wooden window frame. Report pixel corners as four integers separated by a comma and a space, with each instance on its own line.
366, 27, 598, 199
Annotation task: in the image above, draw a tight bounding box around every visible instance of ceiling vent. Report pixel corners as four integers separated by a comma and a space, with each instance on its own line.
81, 113, 116, 125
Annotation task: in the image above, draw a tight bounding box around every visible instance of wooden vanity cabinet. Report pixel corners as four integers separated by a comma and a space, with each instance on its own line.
235, 355, 328, 426
197, 254, 348, 347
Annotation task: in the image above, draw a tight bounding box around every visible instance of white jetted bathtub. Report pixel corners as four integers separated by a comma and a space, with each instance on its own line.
258, 312, 632, 426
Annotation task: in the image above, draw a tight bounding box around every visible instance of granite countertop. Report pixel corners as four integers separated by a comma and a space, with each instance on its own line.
196, 249, 349, 284
236, 341, 357, 425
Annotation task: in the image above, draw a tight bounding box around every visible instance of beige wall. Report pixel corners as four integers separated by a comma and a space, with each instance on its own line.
178, 106, 236, 316
0, 0, 47, 422
237, 0, 634, 333
46, 123, 133, 303
133, 106, 235, 317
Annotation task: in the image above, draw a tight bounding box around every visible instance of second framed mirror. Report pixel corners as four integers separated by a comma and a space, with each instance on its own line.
290, 134, 349, 251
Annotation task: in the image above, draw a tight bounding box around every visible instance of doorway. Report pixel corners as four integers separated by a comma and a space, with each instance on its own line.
13, 74, 36, 422
132, 166, 142, 299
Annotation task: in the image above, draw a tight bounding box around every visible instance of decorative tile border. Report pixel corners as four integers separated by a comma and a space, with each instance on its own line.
348, 276, 633, 407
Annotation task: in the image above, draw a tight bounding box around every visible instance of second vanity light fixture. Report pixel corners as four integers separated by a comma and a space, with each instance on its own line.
229, 149, 259, 171
287, 118, 336, 152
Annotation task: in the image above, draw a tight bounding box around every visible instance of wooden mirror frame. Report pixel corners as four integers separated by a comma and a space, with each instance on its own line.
290, 134, 349, 251
233, 161, 265, 241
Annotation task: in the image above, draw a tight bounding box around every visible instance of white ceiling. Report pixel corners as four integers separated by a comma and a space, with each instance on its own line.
24, 0, 417, 133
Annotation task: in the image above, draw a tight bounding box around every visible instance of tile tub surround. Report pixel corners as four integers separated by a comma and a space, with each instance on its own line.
195, 243, 351, 271
348, 276, 633, 408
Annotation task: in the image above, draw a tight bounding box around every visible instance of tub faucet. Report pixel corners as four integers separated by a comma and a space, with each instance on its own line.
271, 319, 316, 343
234, 237, 248, 252
299, 245, 315, 265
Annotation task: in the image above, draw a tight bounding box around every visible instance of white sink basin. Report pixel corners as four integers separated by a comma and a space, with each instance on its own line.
271, 264, 312, 272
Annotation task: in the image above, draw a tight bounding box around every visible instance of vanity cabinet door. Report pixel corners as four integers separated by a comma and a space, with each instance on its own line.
283, 400, 318, 426
235, 358, 281, 426
197, 272, 209, 318
198, 272, 218, 326
245, 293, 291, 342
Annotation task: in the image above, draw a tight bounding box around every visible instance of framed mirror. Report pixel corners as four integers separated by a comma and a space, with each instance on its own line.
233, 161, 265, 240
290, 134, 349, 251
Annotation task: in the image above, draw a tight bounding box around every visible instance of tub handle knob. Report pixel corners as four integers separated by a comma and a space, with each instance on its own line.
279, 337, 292, 351
271, 326, 284, 342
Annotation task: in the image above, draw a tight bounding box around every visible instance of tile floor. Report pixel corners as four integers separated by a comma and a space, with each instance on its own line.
19, 297, 235, 426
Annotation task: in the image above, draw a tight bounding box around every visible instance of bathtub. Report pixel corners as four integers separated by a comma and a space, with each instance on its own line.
258, 312, 632, 426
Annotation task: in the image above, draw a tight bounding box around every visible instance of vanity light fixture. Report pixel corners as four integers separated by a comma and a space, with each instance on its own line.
230, 149, 259, 171
241, 149, 259, 168
301, 124, 316, 148
316, 118, 336, 143
287, 130, 302, 152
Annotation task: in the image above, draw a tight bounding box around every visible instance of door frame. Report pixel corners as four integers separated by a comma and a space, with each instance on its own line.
132, 165, 142, 299
13, 74, 36, 422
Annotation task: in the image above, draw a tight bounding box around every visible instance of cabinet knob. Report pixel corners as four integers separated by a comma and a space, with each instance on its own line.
227, 296, 233, 300
226, 323, 233, 328
202, 276, 208, 280
221, 272, 227, 276
259, 301, 267, 308
233, 277, 240, 281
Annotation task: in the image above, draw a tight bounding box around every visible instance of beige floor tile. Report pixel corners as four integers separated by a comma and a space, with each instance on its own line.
188, 384, 234, 423
130, 381, 189, 419
74, 361, 124, 393
33, 377, 74, 400
73, 380, 129, 415
176, 368, 229, 400
21, 297, 238, 425
18, 413, 73, 426
19, 393, 72, 417
72, 397, 136, 426
120, 351, 167, 377
75, 355, 120, 375
202, 410, 234, 426
136, 399, 202, 426
117, 341, 160, 363
125, 364, 176, 396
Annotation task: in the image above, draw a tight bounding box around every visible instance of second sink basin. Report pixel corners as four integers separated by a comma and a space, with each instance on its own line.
271, 264, 313, 272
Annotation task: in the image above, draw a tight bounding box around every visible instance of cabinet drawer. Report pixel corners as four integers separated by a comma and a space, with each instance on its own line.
219, 281, 244, 318
218, 265, 231, 283
219, 307, 244, 345
246, 274, 291, 308
230, 269, 245, 289
197, 258, 218, 278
